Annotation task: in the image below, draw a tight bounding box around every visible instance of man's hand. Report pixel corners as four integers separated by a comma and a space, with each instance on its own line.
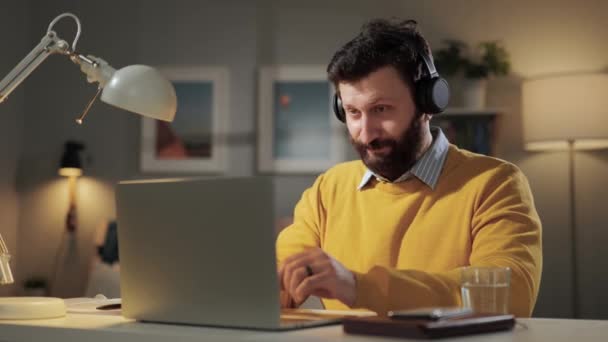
277, 248, 356, 307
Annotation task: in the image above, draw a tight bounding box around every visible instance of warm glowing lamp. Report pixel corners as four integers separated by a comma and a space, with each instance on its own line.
522, 72, 608, 318
58, 141, 84, 234
59, 141, 84, 177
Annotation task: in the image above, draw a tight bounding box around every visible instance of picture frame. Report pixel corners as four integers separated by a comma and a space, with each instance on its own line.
257, 65, 347, 173
140, 66, 229, 173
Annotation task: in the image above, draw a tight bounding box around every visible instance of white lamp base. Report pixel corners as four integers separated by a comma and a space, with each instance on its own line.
0, 297, 66, 320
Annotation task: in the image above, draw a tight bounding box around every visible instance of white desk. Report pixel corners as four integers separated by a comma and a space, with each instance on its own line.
1, 313, 607, 342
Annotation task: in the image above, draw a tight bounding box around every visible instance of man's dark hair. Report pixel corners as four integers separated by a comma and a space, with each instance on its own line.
327, 18, 430, 91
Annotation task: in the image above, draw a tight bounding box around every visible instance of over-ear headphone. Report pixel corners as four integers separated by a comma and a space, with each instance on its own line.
332, 48, 450, 123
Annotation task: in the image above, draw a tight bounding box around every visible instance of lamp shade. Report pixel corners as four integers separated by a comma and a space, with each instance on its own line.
59, 141, 84, 177
101, 65, 177, 122
522, 73, 608, 151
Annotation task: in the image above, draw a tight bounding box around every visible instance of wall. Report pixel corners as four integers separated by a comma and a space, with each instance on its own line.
13, 0, 141, 298
5, 0, 607, 319
0, 0, 28, 296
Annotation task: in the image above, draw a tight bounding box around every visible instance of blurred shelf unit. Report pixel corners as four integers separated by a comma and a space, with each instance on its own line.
432, 107, 503, 156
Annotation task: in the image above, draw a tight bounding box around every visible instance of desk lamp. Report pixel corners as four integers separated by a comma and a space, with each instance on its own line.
0, 12, 177, 319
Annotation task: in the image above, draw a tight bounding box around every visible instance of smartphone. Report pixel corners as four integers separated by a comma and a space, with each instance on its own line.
388, 307, 473, 321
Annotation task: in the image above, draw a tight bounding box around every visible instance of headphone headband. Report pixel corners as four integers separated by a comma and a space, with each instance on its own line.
333, 34, 450, 122
420, 50, 439, 78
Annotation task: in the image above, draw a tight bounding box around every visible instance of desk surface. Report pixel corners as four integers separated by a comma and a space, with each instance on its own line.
1, 313, 607, 342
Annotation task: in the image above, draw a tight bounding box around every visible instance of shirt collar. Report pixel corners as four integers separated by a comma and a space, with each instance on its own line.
357, 127, 450, 191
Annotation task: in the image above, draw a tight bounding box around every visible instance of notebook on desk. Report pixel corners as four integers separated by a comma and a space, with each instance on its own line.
116, 177, 367, 330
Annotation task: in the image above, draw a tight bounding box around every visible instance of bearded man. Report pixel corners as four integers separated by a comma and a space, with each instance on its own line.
276, 18, 542, 318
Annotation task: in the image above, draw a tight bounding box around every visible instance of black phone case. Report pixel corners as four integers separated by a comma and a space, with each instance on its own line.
343, 313, 515, 339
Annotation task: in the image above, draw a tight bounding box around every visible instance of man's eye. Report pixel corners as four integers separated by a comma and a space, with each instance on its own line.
375, 105, 387, 113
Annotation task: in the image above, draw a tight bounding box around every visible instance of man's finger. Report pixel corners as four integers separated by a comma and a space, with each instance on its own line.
283, 252, 318, 274
294, 270, 332, 303
282, 247, 320, 265
284, 259, 328, 303
277, 263, 285, 290
287, 266, 309, 298
279, 290, 295, 308
283, 254, 321, 291
290, 260, 332, 301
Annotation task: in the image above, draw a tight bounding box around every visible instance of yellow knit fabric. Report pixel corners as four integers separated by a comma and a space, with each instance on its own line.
276, 145, 542, 317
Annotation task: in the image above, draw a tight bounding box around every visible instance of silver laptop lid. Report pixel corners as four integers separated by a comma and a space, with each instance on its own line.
116, 177, 281, 329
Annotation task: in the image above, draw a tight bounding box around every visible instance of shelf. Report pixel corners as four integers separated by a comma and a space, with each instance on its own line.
441, 107, 504, 116
432, 108, 500, 156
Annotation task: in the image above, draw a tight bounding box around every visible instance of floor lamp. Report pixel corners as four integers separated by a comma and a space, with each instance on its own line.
522, 73, 608, 318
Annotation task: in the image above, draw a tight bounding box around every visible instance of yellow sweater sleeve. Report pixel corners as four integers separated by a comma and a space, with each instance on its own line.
353, 164, 542, 317
276, 174, 325, 264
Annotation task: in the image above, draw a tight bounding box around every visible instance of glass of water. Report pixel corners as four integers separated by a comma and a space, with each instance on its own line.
461, 266, 511, 314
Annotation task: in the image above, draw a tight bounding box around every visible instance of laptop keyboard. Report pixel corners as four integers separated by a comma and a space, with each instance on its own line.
279, 312, 342, 328
280, 309, 345, 324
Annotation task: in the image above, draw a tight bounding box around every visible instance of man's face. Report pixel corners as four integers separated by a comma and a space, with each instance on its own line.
339, 66, 423, 181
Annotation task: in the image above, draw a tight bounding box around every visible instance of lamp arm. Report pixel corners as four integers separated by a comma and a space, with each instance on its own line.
0, 234, 14, 285
1, 12, 176, 123
70, 54, 116, 88
0, 12, 84, 104
0, 31, 71, 104
0, 10, 117, 124
47, 12, 82, 51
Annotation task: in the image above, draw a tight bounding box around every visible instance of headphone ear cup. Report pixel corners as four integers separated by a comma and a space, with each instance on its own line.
416, 77, 450, 114
333, 93, 346, 123
415, 78, 431, 113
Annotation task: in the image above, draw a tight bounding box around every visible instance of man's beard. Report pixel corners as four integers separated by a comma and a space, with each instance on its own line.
351, 117, 423, 182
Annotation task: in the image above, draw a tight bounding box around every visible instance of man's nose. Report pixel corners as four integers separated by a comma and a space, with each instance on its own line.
358, 114, 380, 145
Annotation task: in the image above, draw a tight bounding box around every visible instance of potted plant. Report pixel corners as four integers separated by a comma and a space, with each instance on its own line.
434, 40, 511, 109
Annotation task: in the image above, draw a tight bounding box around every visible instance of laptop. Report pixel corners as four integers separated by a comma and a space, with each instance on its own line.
115, 176, 348, 330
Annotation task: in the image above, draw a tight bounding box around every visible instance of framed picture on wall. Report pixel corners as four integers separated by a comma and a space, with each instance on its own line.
140, 67, 229, 173
257, 65, 347, 173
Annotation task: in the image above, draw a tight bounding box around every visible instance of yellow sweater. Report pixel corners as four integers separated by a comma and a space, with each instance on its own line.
276, 145, 542, 317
